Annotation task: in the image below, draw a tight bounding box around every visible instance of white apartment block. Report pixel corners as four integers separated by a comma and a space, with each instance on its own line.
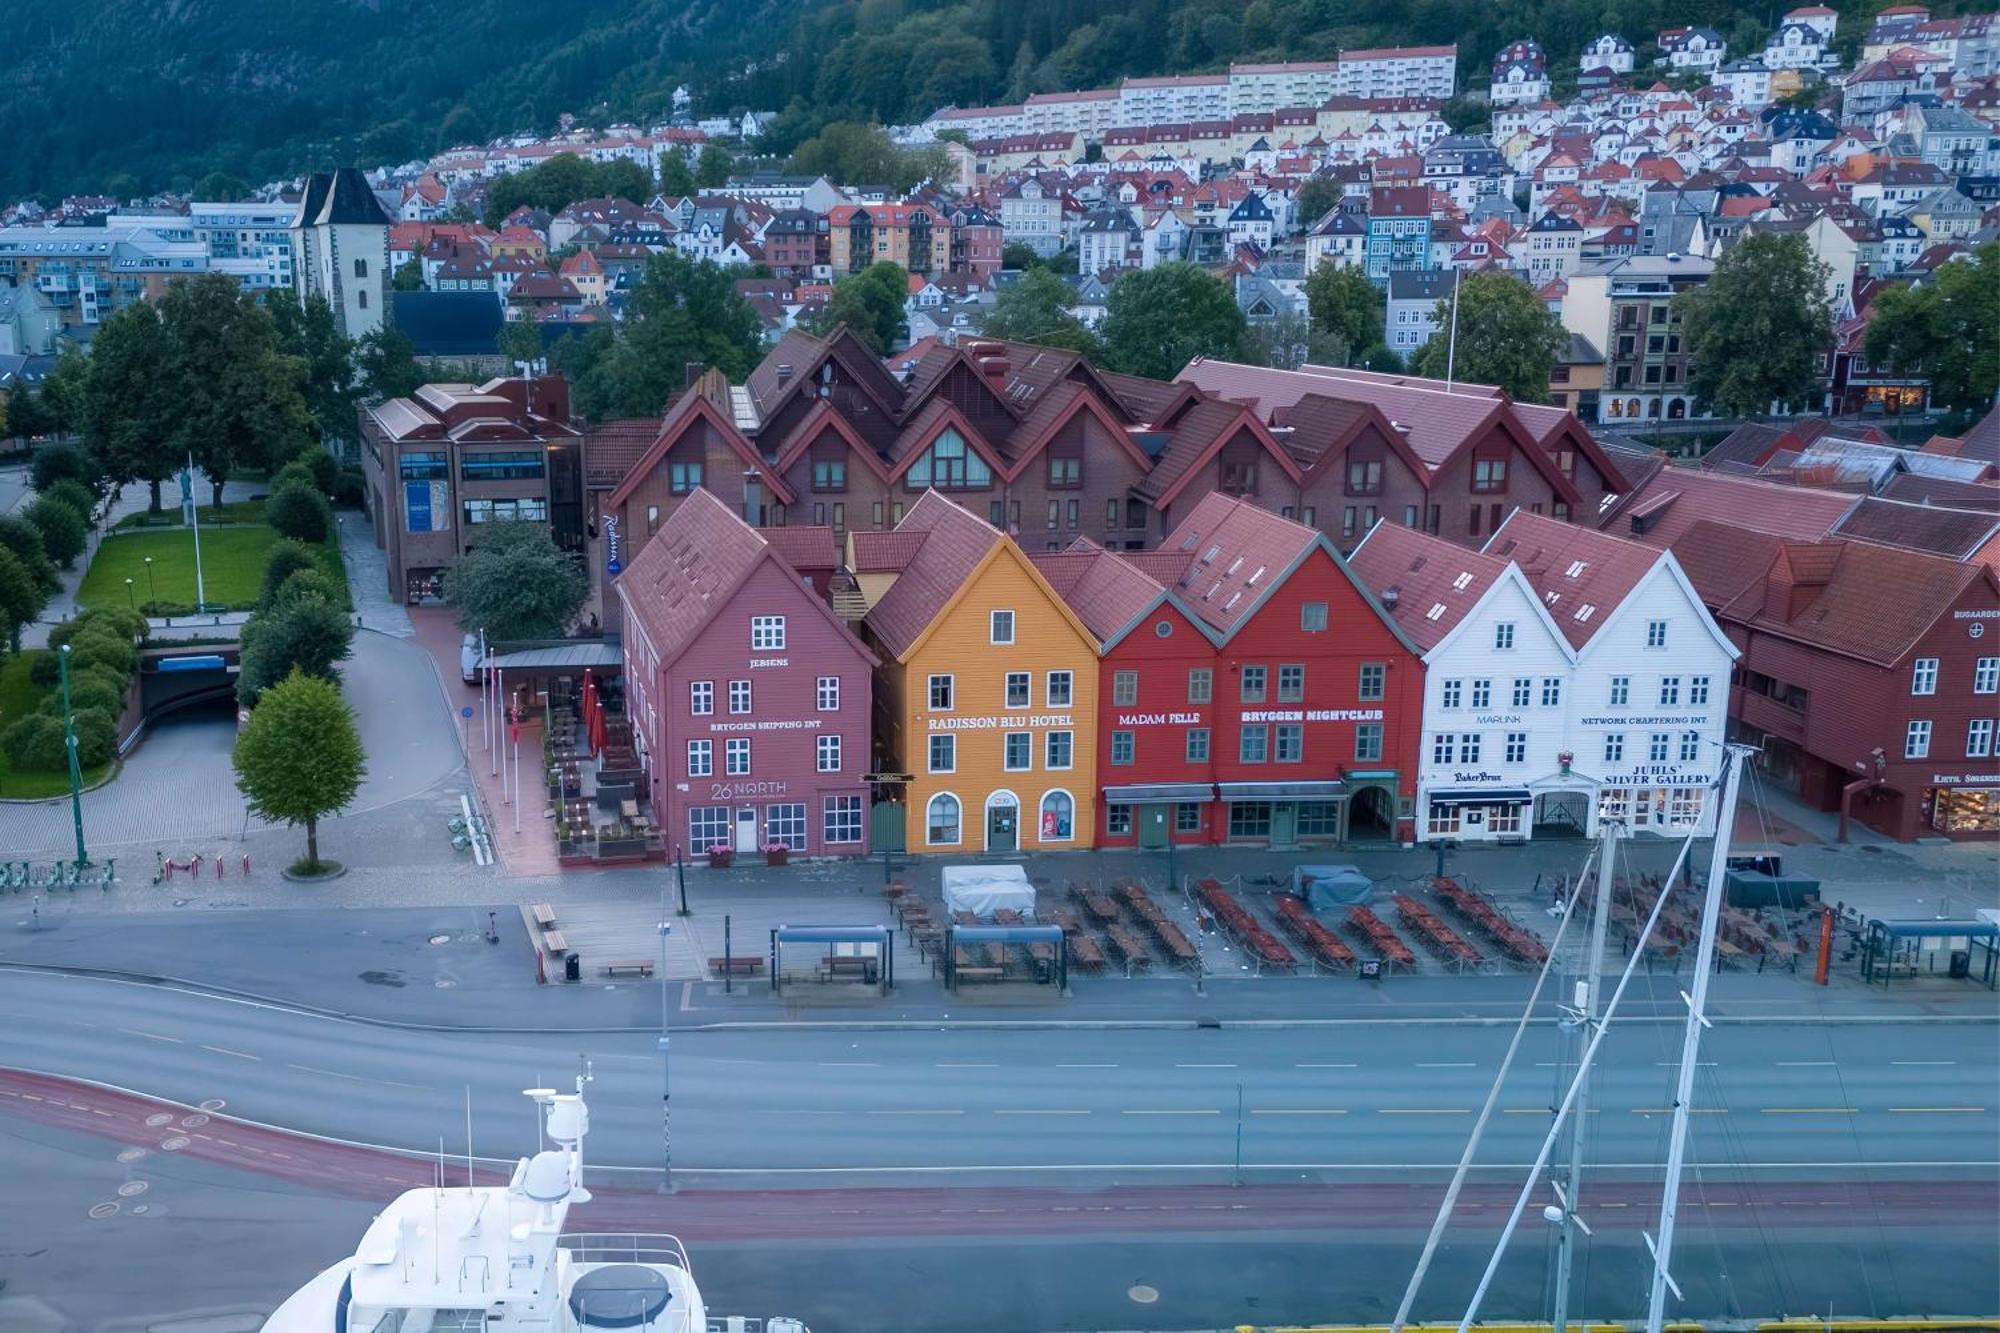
1023, 90, 1122, 141
1116, 75, 1230, 125
1227, 61, 1342, 113
1334, 46, 1459, 100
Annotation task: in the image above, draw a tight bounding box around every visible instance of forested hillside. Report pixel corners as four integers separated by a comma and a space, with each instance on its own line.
0, 0, 1952, 203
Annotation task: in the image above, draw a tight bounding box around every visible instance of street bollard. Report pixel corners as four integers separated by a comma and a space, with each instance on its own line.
215, 853, 225, 877
242, 852, 252, 877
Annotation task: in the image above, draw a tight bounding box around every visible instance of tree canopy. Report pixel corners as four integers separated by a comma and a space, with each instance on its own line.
232, 668, 365, 872
1096, 263, 1252, 381
787, 123, 951, 195
1409, 271, 1567, 403
813, 262, 910, 356
1675, 233, 1834, 418
84, 302, 178, 511
559, 252, 767, 419
442, 521, 587, 640
1304, 262, 1384, 367
482, 152, 653, 227
976, 268, 1101, 356
1863, 243, 1998, 417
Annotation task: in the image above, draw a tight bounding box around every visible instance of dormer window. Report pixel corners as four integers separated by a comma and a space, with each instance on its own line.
907, 429, 990, 490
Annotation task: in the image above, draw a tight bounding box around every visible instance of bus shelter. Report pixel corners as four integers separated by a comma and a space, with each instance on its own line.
769, 924, 894, 996
1860, 918, 1999, 990
943, 924, 1067, 993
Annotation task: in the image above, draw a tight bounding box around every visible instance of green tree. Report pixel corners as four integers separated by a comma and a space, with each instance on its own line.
1675, 233, 1834, 418
41, 479, 99, 527
657, 153, 698, 199
813, 261, 909, 355
1304, 263, 1383, 365
976, 268, 1101, 355
392, 257, 426, 291
269, 294, 359, 450
193, 171, 252, 201
0, 547, 40, 650
1249, 311, 1349, 371
441, 521, 586, 640
232, 668, 365, 872
1097, 263, 1251, 381
160, 273, 314, 506
356, 326, 427, 401
1295, 178, 1343, 228
568, 253, 767, 419
0, 515, 58, 596
696, 143, 735, 188
787, 122, 942, 193
1001, 241, 1042, 272
29, 442, 98, 495
237, 591, 355, 704
266, 483, 333, 543
83, 302, 178, 511
5, 381, 48, 442
1410, 271, 1568, 403
1864, 244, 1999, 415
23, 495, 87, 569
38, 344, 93, 439
259, 540, 324, 609
498, 319, 544, 369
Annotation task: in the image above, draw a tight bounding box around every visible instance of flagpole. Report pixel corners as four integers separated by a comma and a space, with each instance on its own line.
1444, 266, 1463, 390
183, 455, 207, 614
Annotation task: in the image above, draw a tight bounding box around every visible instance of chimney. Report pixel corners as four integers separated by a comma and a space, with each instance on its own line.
776, 363, 793, 387
978, 353, 1010, 388
685, 361, 704, 390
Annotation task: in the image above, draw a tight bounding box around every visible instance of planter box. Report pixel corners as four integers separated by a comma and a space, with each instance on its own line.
706, 851, 735, 869
765, 849, 790, 867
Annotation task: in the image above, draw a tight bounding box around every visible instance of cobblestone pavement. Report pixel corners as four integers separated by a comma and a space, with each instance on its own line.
335, 508, 411, 638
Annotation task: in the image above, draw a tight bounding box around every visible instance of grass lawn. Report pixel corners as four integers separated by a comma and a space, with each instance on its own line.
0, 651, 113, 800
77, 523, 347, 613
116, 498, 268, 529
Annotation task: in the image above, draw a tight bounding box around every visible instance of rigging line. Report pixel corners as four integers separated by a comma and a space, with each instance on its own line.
1388, 842, 1599, 1333
1690, 1055, 1792, 1318
1454, 831, 1700, 1333
1823, 1030, 1901, 1317
1681, 1064, 1746, 1322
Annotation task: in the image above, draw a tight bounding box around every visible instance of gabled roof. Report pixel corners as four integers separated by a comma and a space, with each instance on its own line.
1267, 392, 1431, 484
1599, 462, 1857, 549
619, 489, 875, 674
1029, 543, 1169, 644
1347, 520, 1512, 652
1832, 495, 2000, 562
862, 492, 1005, 659
605, 379, 795, 509
1484, 507, 1699, 652
1135, 398, 1303, 505
767, 399, 896, 483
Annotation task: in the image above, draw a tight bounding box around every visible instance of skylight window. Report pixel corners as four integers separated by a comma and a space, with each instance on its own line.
1565, 560, 1588, 578
1545, 591, 1561, 605
1452, 571, 1473, 590
1574, 603, 1597, 622
1226, 556, 1244, 574
1201, 545, 1221, 565
1426, 602, 1446, 621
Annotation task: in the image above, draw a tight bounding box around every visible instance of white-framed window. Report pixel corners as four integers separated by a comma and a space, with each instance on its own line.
689, 806, 731, 850
725, 738, 750, 775
1648, 732, 1669, 761
1441, 679, 1462, 709
929, 674, 954, 710
1110, 730, 1135, 765
817, 676, 840, 711
1039, 789, 1075, 841
1468, 679, 1490, 708
728, 679, 752, 714
1905, 719, 1931, 759
1047, 670, 1073, 707
1604, 733, 1624, 762
1278, 664, 1305, 702
689, 680, 714, 715
926, 792, 961, 845
817, 734, 841, 772
1646, 619, 1667, 648
1461, 733, 1482, 762
1541, 677, 1562, 707
766, 802, 806, 848
1186, 727, 1210, 762
1659, 676, 1680, 706
1426, 803, 1461, 837
1004, 732, 1032, 770
1106, 803, 1133, 837
1045, 730, 1074, 769
1512, 677, 1532, 707
751, 615, 786, 651
1432, 733, 1455, 764
1608, 675, 1629, 706
687, 739, 712, 776
1302, 601, 1329, 632
990, 609, 1015, 644
1975, 657, 1998, 694
929, 734, 956, 773
1354, 723, 1383, 762
1690, 675, 1710, 705
1005, 671, 1030, 708
823, 795, 863, 844
1505, 732, 1526, 763
1967, 718, 1994, 759
1679, 730, 1700, 761
1113, 670, 1139, 706
1910, 657, 1938, 695
1494, 622, 1515, 649
1189, 668, 1214, 703
1275, 724, 1303, 763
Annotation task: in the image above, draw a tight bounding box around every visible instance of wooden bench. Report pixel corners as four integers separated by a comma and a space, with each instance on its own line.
820, 955, 879, 982
540, 929, 570, 955
708, 955, 764, 976
954, 966, 1003, 985
530, 902, 557, 929
600, 960, 655, 978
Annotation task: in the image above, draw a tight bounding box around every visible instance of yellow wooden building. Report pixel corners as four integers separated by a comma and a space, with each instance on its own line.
855, 493, 1101, 854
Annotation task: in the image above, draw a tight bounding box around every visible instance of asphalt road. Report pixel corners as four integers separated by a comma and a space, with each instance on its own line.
1, 970, 1993, 1178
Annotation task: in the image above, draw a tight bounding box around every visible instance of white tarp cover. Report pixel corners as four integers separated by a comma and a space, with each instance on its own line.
941, 864, 1036, 919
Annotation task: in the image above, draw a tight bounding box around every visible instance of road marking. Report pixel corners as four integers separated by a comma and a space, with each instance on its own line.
199, 1045, 259, 1061
1887, 1107, 1987, 1114
818, 1062, 880, 1068
935, 1063, 997, 1069
287, 1064, 370, 1083
1295, 1062, 1358, 1068
1416, 1062, 1475, 1068
994, 1109, 1089, 1116
1891, 1060, 1956, 1067
1250, 1109, 1348, 1116
1057, 1062, 1116, 1068
1657, 1061, 1716, 1067
1502, 1107, 1552, 1115
118, 1029, 182, 1044
867, 1109, 964, 1116
1776, 1061, 1836, 1067
1377, 1108, 1470, 1115
1175, 1063, 1238, 1069
1631, 1107, 1728, 1115
1123, 1109, 1220, 1116
1761, 1107, 1859, 1114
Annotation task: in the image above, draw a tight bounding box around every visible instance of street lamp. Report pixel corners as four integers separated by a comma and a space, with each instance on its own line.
657, 913, 675, 1194
143, 556, 156, 609
58, 645, 87, 869
124, 577, 135, 611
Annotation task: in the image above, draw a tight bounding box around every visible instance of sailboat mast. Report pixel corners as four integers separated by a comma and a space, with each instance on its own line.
1551, 814, 1620, 1333
1644, 742, 1756, 1333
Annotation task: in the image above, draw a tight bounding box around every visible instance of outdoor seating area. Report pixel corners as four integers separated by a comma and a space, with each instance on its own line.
546, 671, 665, 865
1614, 875, 1821, 972
1431, 876, 1550, 966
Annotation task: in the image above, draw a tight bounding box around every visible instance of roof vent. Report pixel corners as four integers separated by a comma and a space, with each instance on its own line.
776, 363, 793, 386
1381, 587, 1401, 608
1391, 420, 1412, 435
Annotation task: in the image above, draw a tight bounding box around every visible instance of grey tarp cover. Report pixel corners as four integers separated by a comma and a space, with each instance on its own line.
1296, 863, 1372, 910
941, 864, 1037, 919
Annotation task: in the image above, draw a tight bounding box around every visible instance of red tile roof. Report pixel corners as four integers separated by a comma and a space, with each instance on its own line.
848, 529, 931, 574
1482, 509, 1664, 649
1715, 538, 1998, 667
1029, 546, 1166, 642
862, 493, 1005, 658
1347, 521, 1510, 652
761, 525, 840, 572
583, 417, 661, 488
1601, 463, 1856, 550
1144, 494, 1320, 638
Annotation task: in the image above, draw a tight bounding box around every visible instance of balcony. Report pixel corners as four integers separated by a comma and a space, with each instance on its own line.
1734, 687, 1806, 744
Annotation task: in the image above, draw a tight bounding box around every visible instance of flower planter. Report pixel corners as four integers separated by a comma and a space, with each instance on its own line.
764, 847, 790, 867
706, 849, 735, 870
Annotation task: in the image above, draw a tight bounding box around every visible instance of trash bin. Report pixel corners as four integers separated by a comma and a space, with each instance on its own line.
564, 953, 582, 983
1949, 949, 1971, 979
863, 960, 880, 986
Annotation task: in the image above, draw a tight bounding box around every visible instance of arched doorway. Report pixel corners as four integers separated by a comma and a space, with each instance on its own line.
1349, 785, 1396, 840
1534, 790, 1591, 837
1667, 396, 1687, 419
1646, 397, 1662, 418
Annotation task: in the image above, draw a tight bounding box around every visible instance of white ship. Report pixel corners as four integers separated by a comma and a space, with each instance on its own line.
262, 1076, 807, 1333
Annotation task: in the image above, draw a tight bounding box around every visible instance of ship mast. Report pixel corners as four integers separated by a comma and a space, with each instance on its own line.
1550, 813, 1620, 1333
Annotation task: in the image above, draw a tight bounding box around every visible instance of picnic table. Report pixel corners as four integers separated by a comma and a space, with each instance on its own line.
1077, 888, 1121, 925
1105, 924, 1152, 970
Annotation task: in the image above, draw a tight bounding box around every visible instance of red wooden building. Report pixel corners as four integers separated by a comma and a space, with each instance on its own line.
1036, 494, 1425, 847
